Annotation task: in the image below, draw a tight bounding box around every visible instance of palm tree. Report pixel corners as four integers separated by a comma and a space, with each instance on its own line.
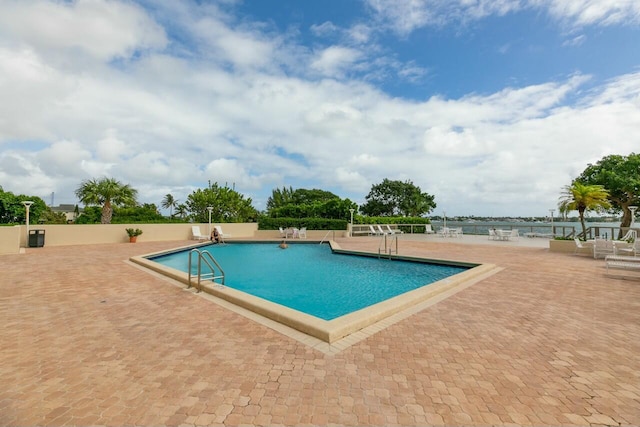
161, 194, 178, 218
75, 177, 138, 224
174, 203, 188, 220
558, 182, 611, 240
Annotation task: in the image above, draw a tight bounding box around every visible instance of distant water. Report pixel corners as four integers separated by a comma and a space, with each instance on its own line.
431, 220, 624, 236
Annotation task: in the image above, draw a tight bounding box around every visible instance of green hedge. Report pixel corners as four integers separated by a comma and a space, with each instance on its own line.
258, 216, 348, 230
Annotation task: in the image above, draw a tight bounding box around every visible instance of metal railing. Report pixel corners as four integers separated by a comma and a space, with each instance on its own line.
188, 248, 225, 292
319, 230, 334, 245
378, 234, 398, 259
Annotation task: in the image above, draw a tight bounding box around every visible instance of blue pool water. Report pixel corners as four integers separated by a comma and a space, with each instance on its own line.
149, 243, 468, 320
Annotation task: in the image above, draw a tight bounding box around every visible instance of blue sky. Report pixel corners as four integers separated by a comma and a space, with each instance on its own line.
0, 0, 639, 217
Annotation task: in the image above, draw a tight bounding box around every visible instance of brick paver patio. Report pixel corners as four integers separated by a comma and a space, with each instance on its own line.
1, 238, 639, 426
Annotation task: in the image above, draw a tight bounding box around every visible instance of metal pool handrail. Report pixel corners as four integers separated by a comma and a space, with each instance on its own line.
188, 249, 225, 292
319, 230, 334, 245
378, 234, 398, 259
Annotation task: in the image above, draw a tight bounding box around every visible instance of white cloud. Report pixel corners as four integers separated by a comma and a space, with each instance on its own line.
365, 0, 640, 35
541, 0, 640, 27
562, 34, 587, 46
310, 46, 364, 78
0, 0, 638, 217
0, 0, 167, 61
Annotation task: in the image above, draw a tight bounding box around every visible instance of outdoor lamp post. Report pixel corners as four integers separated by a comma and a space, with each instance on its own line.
349, 208, 355, 237
443, 211, 446, 229
22, 201, 34, 247
549, 209, 555, 236
206, 206, 213, 236
630, 206, 638, 227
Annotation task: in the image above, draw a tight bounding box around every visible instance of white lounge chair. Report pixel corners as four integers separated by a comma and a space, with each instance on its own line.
297, 227, 307, 239
488, 229, 497, 240
509, 229, 519, 240
377, 225, 389, 235
191, 226, 208, 241
615, 231, 639, 256
423, 224, 435, 234
385, 225, 403, 235
369, 225, 382, 236
214, 225, 229, 243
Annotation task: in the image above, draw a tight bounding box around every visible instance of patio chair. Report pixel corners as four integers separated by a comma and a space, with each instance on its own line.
593, 238, 614, 259
297, 227, 307, 239
214, 225, 229, 243
423, 224, 435, 234
573, 238, 592, 256
488, 229, 497, 240
191, 226, 208, 241
509, 229, 519, 240
615, 231, 639, 256
369, 225, 382, 236
385, 224, 403, 235
377, 225, 389, 235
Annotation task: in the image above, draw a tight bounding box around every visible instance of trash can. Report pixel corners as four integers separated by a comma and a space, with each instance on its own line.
28, 229, 45, 247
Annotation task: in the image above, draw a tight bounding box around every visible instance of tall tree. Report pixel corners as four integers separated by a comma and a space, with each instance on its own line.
161, 193, 178, 217
186, 182, 257, 223
75, 177, 138, 224
360, 179, 436, 217
175, 203, 188, 220
558, 182, 611, 239
0, 186, 47, 224
266, 187, 356, 219
577, 153, 640, 228
266, 186, 295, 211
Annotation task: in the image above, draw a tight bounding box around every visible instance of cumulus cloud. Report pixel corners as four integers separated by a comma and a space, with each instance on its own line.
366, 0, 640, 35
0, 0, 167, 61
0, 0, 639, 217
310, 46, 364, 78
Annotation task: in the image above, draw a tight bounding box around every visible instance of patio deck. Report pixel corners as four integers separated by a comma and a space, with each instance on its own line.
1, 236, 639, 426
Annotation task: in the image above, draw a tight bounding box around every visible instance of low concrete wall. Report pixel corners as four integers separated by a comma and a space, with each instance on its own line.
0, 223, 350, 255
0, 226, 22, 255
0, 223, 259, 255
549, 239, 577, 253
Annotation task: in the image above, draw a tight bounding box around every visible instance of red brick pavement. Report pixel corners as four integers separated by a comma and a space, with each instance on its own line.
1, 239, 639, 426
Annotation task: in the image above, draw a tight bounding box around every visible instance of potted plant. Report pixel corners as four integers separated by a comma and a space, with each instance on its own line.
126, 228, 143, 243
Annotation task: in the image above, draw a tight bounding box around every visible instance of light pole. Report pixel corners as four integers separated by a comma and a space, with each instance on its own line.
443, 211, 446, 229
630, 206, 638, 227
349, 208, 355, 237
206, 206, 213, 237
22, 201, 34, 247
549, 209, 555, 236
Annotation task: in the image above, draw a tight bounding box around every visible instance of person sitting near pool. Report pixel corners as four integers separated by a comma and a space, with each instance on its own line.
279, 241, 288, 249
211, 228, 220, 244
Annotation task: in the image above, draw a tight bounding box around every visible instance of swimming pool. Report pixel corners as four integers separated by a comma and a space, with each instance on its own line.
148, 242, 468, 320
131, 241, 495, 343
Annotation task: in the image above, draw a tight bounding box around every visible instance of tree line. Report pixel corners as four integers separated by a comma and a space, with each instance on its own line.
4, 152, 637, 229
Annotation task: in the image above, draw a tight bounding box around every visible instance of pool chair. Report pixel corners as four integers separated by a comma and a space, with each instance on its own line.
214, 225, 229, 242
593, 238, 614, 259
377, 225, 389, 235
385, 224, 403, 235
573, 238, 592, 256
423, 224, 435, 234
191, 226, 208, 241
615, 231, 639, 257
369, 225, 382, 236
297, 227, 307, 239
